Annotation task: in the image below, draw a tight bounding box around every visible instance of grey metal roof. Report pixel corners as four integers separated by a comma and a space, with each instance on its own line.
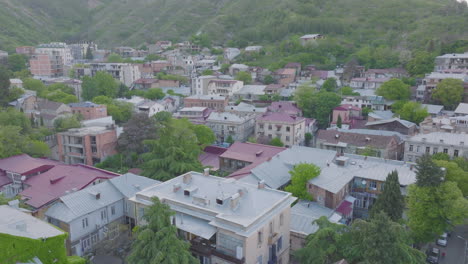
455, 103, 468, 115
407, 132, 468, 146
365, 118, 416, 128
109, 173, 160, 198
290, 201, 338, 235
422, 104, 444, 115
368, 110, 394, 120
331, 128, 408, 142
68, 101, 100, 108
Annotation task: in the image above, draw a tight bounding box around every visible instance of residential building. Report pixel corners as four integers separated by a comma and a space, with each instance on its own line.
416, 72, 467, 103
265, 84, 284, 96
192, 75, 217, 95
229, 64, 249, 76
0, 50, 7, 64
45, 173, 158, 256
69, 41, 97, 61
208, 79, 244, 97
256, 112, 306, 147
404, 132, 468, 161
244, 45, 263, 53
57, 125, 118, 166
350, 77, 390, 89
285, 63, 302, 77
363, 68, 408, 79
75, 63, 141, 87
16, 46, 36, 56
199, 146, 228, 171
455, 103, 468, 116
239, 146, 416, 219
9, 78, 23, 88
0, 205, 68, 264
36, 42, 73, 65
274, 68, 296, 86
225, 102, 267, 116
290, 201, 342, 263
29, 53, 64, 78
224, 48, 241, 61
365, 118, 417, 135
148, 41, 172, 53
316, 129, 404, 160
367, 110, 394, 122
36, 98, 72, 128
299, 34, 324, 46
330, 105, 363, 130
174, 107, 212, 124
233, 85, 266, 101
8, 91, 37, 113
435, 52, 468, 71
341, 95, 392, 111
220, 142, 286, 176
422, 104, 444, 117
267, 101, 302, 116
184, 94, 229, 111
130, 171, 296, 264
206, 112, 256, 143
132, 78, 180, 90
420, 115, 468, 134
69, 102, 107, 120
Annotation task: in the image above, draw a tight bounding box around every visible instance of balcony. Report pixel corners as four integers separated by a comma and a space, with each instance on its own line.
67, 151, 84, 158
190, 239, 245, 264
268, 232, 280, 245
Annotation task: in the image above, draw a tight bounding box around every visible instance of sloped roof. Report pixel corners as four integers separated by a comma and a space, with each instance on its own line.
365, 118, 416, 128
0, 154, 59, 175
36, 99, 65, 111
109, 173, 160, 198
290, 201, 338, 235
317, 129, 398, 148
422, 104, 444, 115
455, 103, 468, 115
257, 112, 305, 123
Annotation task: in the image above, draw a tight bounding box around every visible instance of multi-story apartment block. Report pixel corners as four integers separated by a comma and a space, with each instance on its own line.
174, 107, 212, 124
130, 171, 296, 264
45, 173, 158, 256
404, 132, 468, 162
16, 46, 36, 56
206, 112, 256, 143
69, 41, 98, 61
192, 75, 217, 95
435, 52, 468, 71
69, 101, 107, 120
36, 42, 73, 65
29, 53, 64, 78
420, 115, 468, 134
416, 72, 467, 103
349, 77, 390, 89
225, 102, 267, 117
363, 68, 408, 79
256, 112, 306, 147
341, 95, 392, 111
208, 79, 244, 97
184, 94, 229, 111
75, 63, 141, 87
57, 126, 118, 166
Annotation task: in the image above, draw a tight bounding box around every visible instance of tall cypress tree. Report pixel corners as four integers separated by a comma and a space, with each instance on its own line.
336, 114, 342, 128
415, 154, 443, 187
128, 197, 198, 264
369, 170, 404, 221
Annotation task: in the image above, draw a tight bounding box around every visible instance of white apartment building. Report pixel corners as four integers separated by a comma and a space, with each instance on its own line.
36, 42, 73, 65
404, 132, 468, 162
255, 112, 306, 147
193, 75, 217, 95
206, 112, 256, 143
434, 52, 468, 71
130, 171, 296, 264
77, 63, 141, 87
208, 79, 244, 97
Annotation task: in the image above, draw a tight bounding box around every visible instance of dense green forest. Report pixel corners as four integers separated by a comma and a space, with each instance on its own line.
0, 0, 466, 64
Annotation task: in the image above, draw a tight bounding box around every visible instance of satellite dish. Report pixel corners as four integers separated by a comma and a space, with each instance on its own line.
361, 180, 367, 185
20, 176, 26, 181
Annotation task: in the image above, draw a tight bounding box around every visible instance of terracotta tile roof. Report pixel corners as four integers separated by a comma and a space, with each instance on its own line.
20, 164, 119, 209
316, 129, 398, 149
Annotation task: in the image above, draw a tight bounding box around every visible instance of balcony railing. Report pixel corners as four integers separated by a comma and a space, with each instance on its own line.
190, 240, 245, 264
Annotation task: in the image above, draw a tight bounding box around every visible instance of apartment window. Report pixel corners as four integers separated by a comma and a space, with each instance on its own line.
416, 146, 420, 152
454, 149, 459, 157
257, 255, 263, 264
286, 126, 290, 132
369, 181, 377, 190
285, 136, 290, 142
433, 147, 438, 154
268, 125, 272, 130
380, 183, 385, 191
276, 126, 281, 132
443, 148, 448, 154
111, 206, 115, 215
101, 210, 107, 220
91, 146, 97, 153
269, 222, 273, 235
426, 147, 430, 153
258, 230, 263, 245
409, 145, 413, 151
82, 218, 88, 229
280, 213, 284, 226
277, 236, 283, 252
268, 134, 272, 139
259, 124, 264, 129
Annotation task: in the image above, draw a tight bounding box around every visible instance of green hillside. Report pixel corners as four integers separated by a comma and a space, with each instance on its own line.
0, 0, 466, 53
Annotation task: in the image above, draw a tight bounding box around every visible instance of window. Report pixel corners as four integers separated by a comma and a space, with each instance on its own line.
443, 148, 448, 154
111, 206, 115, 215
426, 147, 430, 153
259, 124, 264, 129
268, 134, 272, 139
454, 149, 459, 157
268, 125, 272, 130
380, 183, 385, 191
258, 231, 263, 245
82, 218, 88, 229
416, 146, 420, 152
286, 126, 290, 132
285, 136, 290, 142
91, 146, 97, 153
257, 255, 263, 264
433, 147, 438, 154
101, 210, 107, 220
277, 236, 283, 252
409, 145, 413, 151
369, 181, 377, 190
280, 213, 284, 226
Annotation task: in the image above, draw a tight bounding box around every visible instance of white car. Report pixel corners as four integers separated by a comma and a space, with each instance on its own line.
437, 232, 448, 247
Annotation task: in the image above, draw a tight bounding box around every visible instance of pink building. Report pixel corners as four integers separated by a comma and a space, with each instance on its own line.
29, 53, 64, 77
330, 104, 363, 129
57, 126, 118, 166
274, 68, 296, 86
69, 102, 108, 120
16, 46, 36, 56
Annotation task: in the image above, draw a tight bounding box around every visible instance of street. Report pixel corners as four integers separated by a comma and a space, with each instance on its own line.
432, 225, 468, 264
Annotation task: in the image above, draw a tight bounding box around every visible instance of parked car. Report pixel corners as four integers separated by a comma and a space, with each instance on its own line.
437, 233, 448, 247
426, 247, 440, 264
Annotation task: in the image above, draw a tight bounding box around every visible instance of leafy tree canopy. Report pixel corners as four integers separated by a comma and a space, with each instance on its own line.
369, 171, 405, 221
393, 101, 428, 124
322, 77, 338, 92
285, 163, 320, 200
235, 71, 252, 84
376, 79, 411, 101
432, 78, 464, 110
269, 137, 284, 147
82, 72, 120, 100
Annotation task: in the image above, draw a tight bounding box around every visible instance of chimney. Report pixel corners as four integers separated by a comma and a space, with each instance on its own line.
256, 150, 264, 157
203, 168, 210, 176
230, 193, 241, 210
183, 173, 192, 184
173, 183, 181, 192
258, 180, 266, 189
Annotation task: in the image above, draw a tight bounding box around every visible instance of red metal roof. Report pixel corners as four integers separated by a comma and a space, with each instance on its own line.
257, 112, 305, 123
336, 200, 353, 216
0, 154, 60, 175
20, 164, 119, 209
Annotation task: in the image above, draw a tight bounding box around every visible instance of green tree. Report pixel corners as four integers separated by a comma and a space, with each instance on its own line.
294, 216, 350, 264
269, 137, 284, 147
431, 152, 450, 161
23, 78, 47, 95
226, 135, 234, 144
336, 114, 342, 128
432, 78, 464, 110
142, 118, 205, 181
7, 54, 28, 72
235, 71, 252, 84
107, 53, 123, 63
405, 51, 435, 76
0, 66, 11, 107
305, 132, 312, 146
220, 64, 230, 74
45, 90, 78, 104
338, 86, 359, 96
433, 159, 468, 196
191, 124, 216, 147
24, 140, 51, 157
145, 88, 165, 100
415, 154, 444, 187
0, 126, 26, 158
145, 54, 162, 62
82, 72, 120, 100
349, 212, 426, 264
407, 181, 468, 243
190, 33, 211, 48
263, 75, 275, 84
369, 171, 405, 221
53, 115, 81, 132
376, 79, 411, 100
394, 101, 429, 124
322, 77, 338, 92
285, 163, 321, 200
85, 46, 93, 60
362, 107, 372, 117
118, 113, 157, 154
127, 197, 198, 264
201, 69, 214, 76
0, 108, 32, 134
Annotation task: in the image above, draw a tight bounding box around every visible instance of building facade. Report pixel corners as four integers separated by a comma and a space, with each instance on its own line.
69, 102, 108, 120
184, 95, 229, 111
206, 112, 256, 143
256, 112, 306, 147
404, 132, 468, 162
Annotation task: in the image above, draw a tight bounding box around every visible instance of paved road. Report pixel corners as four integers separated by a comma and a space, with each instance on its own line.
436, 225, 468, 264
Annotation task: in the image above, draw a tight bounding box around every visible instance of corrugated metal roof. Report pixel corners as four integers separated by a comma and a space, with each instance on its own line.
290, 201, 338, 235
109, 173, 160, 198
